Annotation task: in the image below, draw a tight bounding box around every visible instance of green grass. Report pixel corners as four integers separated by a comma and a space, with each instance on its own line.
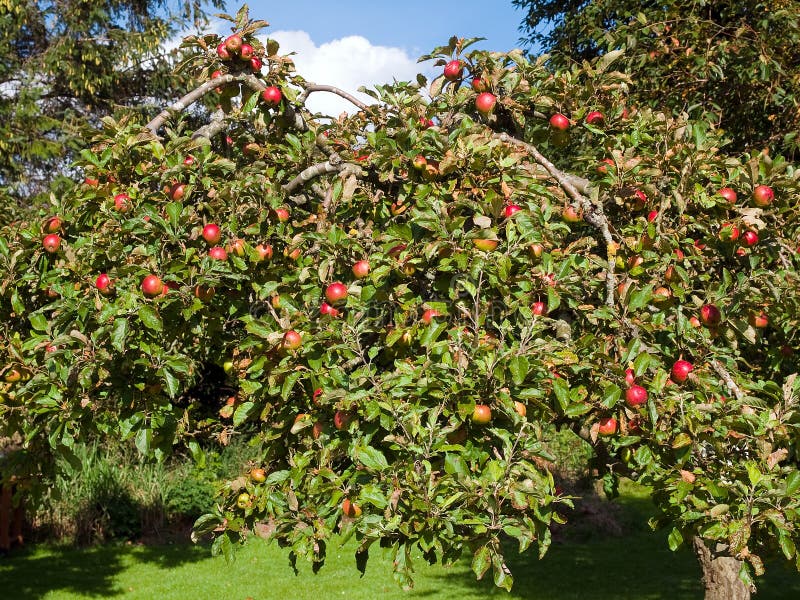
2, 484, 799, 599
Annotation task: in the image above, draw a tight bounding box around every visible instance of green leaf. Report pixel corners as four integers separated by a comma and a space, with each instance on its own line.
552, 377, 569, 411
138, 305, 162, 331
29, 312, 48, 332
356, 444, 389, 471
667, 527, 684, 551
471, 545, 491, 580
509, 356, 529, 385
135, 426, 152, 455
786, 471, 800, 495
111, 318, 127, 352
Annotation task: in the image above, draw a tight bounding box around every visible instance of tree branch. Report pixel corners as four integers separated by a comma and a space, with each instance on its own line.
297, 84, 370, 111
493, 132, 615, 306
281, 154, 364, 194
709, 359, 745, 401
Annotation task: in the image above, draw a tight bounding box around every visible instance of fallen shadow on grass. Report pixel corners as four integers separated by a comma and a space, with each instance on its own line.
0, 541, 208, 599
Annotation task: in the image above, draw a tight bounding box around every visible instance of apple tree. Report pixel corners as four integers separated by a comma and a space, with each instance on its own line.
1, 6, 799, 599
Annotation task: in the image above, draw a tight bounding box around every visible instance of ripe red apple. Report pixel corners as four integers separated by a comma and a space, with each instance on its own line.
700, 303, 721, 326
503, 204, 522, 218
531, 301, 546, 316
562, 205, 583, 223
4, 368, 22, 383
342, 498, 362, 518
141, 275, 164, 298
43, 234, 61, 253
647, 210, 658, 222
254, 243, 273, 262
216, 43, 231, 60
325, 282, 348, 305
529, 243, 544, 258
208, 246, 228, 261
443, 60, 463, 81
283, 330, 302, 351
170, 183, 186, 200
752, 185, 774, 207
250, 468, 266, 483
749, 311, 768, 328
421, 309, 440, 324
239, 43, 254, 60
597, 417, 617, 436
352, 260, 370, 279
261, 86, 282, 107
412, 155, 427, 171
653, 286, 672, 302
194, 285, 215, 301
333, 410, 353, 430
671, 359, 693, 383
473, 238, 498, 252
250, 56, 263, 72
227, 238, 246, 257
224, 34, 243, 54
471, 77, 487, 92
597, 158, 615, 174
689, 316, 701, 327
718, 222, 740, 242
471, 404, 492, 425
625, 368, 636, 387
95, 273, 112, 295
202, 223, 221, 245
320, 302, 340, 317
44, 216, 62, 233
84, 176, 99, 187
274, 207, 290, 222
549, 113, 570, 131
742, 230, 759, 247
585, 111, 604, 125
475, 92, 496, 114
312, 420, 325, 439
625, 385, 648, 407
183, 155, 195, 166
632, 189, 647, 210
718, 187, 737, 203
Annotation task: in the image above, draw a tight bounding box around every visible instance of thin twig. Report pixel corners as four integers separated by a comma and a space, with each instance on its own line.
297, 84, 370, 111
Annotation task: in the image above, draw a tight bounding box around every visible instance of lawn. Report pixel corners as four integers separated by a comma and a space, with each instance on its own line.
2, 485, 799, 599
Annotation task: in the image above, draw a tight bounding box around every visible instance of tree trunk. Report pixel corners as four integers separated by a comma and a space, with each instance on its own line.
692, 536, 753, 600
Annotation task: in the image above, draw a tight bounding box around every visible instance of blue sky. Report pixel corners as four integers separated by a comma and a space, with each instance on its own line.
231, 1, 528, 56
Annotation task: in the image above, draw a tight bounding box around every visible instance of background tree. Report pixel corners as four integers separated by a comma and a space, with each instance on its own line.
512, 0, 800, 159
0, 0, 223, 224
2, 6, 800, 600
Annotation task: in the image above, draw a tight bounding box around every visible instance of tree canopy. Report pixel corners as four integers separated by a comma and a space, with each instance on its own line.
0, 0, 223, 222
513, 0, 800, 158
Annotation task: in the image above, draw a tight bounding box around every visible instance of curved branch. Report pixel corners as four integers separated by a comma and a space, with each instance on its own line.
709, 359, 745, 401
494, 132, 616, 306
282, 154, 364, 194
147, 74, 238, 134
297, 84, 370, 112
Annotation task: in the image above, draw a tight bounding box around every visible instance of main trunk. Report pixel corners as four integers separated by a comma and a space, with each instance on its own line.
692, 537, 752, 600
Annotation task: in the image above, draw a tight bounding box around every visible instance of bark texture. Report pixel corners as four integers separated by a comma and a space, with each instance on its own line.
693, 536, 752, 600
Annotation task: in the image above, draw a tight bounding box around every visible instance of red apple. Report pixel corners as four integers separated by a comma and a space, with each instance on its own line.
261, 86, 282, 107
514, 401, 527, 418
647, 210, 658, 222
274, 207, 290, 222
749, 311, 768, 328
585, 110, 604, 125
443, 60, 463, 81
43, 234, 61, 253
44, 216, 62, 233
562, 205, 583, 223
633, 189, 647, 210
471, 77, 487, 92
503, 204, 522, 218
597, 158, 615, 174
475, 92, 496, 114
341, 498, 362, 518
227, 238, 246, 257
216, 43, 231, 60
250, 56, 263, 72
473, 238, 498, 252
325, 282, 348, 305
671, 359, 693, 383
254, 243, 273, 262
95, 273, 112, 295
352, 260, 370, 279
194, 285, 215, 301
471, 404, 492, 425
421, 309, 440, 324
202, 223, 221, 245
700, 304, 721, 326
531, 301, 546, 316
250, 468, 266, 483
549, 113, 570, 131
84, 176, 99, 187
333, 410, 353, 431
283, 330, 302, 351
170, 183, 186, 200
752, 185, 774, 207
141, 275, 164, 298
529, 243, 544, 258
718, 222, 740, 242
412, 155, 427, 170
239, 43, 254, 60
625, 368, 636, 387
718, 187, 737, 203
597, 417, 617, 436
742, 230, 759, 247
208, 246, 228, 261
320, 302, 340, 317
224, 34, 242, 54
625, 385, 648, 407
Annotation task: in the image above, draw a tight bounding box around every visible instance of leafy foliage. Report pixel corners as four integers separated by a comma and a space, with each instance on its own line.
513, 0, 800, 158
1, 4, 800, 592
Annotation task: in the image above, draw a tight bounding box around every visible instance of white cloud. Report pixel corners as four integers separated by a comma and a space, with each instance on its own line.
267, 31, 420, 116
